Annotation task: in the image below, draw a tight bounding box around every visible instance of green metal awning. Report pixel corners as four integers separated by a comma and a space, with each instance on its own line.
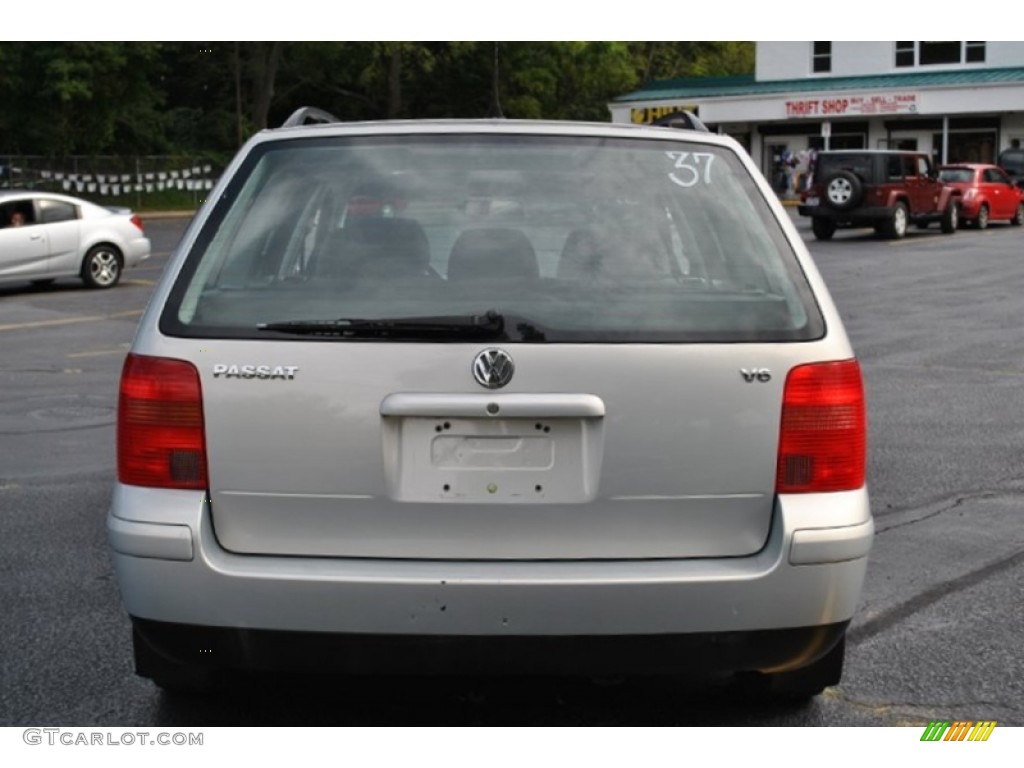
614, 67, 1024, 103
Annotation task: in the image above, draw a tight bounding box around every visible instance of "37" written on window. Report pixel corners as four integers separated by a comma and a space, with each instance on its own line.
666, 151, 716, 188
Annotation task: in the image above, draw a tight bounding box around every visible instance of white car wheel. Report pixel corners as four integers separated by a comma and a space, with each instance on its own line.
82, 246, 123, 289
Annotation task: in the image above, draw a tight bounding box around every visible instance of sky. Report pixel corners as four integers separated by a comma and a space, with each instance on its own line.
8, 6, 1014, 42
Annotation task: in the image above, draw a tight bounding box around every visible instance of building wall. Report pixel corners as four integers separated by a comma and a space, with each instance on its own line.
830, 42, 902, 76
988, 43, 1024, 68
756, 42, 1024, 80
755, 42, 815, 81
618, 43, 1024, 183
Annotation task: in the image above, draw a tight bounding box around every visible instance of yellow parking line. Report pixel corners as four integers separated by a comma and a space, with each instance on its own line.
0, 309, 143, 333
67, 346, 131, 358
123, 279, 156, 286
887, 236, 962, 247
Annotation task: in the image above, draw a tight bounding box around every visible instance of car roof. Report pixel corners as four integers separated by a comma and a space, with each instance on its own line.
0, 189, 36, 200
249, 118, 735, 149
0, 189, 106, 208
1, 189, 66, 200
265, 117, 692, 134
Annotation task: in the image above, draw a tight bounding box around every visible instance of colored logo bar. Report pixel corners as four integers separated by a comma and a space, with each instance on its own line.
921, 721, 997, 741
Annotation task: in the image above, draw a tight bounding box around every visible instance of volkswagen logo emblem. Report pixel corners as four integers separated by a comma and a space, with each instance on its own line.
472, 348, 514, 389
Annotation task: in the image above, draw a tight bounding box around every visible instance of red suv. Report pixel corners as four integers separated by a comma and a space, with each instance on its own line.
938, 164, 1024, 229
799, 150, 960, 240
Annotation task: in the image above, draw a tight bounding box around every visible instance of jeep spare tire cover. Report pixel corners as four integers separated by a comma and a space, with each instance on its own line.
823, 171, 863, 211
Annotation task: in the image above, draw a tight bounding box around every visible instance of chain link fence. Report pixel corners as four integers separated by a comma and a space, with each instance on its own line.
0, 155, 226, 211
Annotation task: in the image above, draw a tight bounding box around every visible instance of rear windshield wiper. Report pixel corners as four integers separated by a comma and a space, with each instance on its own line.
258, 310, 509, 339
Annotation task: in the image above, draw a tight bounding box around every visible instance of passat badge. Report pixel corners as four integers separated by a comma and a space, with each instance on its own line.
213, 364, 298, 380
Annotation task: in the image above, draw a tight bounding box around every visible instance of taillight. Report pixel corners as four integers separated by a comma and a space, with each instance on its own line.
118, 354, 207, 489
130, 214, 144, 232
776, 360, 866, 494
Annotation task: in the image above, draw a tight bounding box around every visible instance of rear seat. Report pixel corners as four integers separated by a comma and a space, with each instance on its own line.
556, 227, 673, 282
318, 217, 433, 280
446, 228, 539, 282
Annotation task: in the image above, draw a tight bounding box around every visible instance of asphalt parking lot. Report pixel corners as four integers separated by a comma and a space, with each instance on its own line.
1, 213, 1022, 726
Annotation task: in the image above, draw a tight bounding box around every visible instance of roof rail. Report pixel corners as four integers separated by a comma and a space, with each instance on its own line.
281, 107, 341, 128
651, 110, 709, 132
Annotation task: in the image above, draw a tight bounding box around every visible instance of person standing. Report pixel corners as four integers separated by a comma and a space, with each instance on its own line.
780, 148, 796, 197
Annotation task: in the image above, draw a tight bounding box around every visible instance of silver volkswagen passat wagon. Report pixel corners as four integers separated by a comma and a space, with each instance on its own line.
109, 109, 872, 697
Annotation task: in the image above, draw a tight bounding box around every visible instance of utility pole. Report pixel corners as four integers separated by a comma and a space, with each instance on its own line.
235, 42, 243, 148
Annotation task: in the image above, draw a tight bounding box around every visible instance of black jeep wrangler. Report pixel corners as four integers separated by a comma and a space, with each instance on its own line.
997, 147, 1024, 189
799, 150, 961, 240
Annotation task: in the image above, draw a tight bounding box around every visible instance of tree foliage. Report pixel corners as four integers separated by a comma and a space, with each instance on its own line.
0, 42, 754, 156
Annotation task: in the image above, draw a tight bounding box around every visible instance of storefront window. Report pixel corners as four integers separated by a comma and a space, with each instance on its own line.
832, 135, 866, 150
889, 139, 918, 151
933, 131, 996, 164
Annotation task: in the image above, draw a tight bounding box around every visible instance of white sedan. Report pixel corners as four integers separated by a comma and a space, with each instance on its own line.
0, 190, 151, 289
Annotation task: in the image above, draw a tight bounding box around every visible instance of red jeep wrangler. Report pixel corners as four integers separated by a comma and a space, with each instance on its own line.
799, 150, 961, 240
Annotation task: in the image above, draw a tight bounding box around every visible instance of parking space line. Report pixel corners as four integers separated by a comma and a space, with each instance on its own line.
67, 345, 132, 358
123, 279, 157, 286
887, 236, 968, 248
0, 309, 143, 333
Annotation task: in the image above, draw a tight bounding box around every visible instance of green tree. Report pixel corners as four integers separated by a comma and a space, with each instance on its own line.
0, 42, 165, 155
632, 42, 754, 84
0, 41, 757, 157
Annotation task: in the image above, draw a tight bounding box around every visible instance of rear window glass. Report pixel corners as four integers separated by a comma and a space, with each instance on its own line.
998, 150, 1024, 175
38, 199, 77, 223
816, 153, 875, 180
939, 168, 973, 183
162, 133, 823, 343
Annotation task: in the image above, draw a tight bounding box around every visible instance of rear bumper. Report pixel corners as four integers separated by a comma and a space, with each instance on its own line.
123, 236, 151, 267
957, 199, 982, 218
132, 616, 850, 676
109, 484, 872, 673
798, 205, 894, 223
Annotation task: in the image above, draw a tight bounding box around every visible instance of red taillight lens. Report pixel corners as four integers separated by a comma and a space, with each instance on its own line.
118, 354, 207, 489
130, 214, 144, 232
776, 360, 866, 494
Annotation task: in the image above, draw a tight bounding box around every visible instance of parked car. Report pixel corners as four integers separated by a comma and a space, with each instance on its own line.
0, 191, 150, 289
799, 150, 960, 240
938, 164, 1024, 229
997, 147, 1024, 186
110, 109, 872, 698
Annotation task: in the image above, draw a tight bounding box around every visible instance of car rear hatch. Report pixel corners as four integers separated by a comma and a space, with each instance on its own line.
139, 127, 854, 561
187, 341, 823, 560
